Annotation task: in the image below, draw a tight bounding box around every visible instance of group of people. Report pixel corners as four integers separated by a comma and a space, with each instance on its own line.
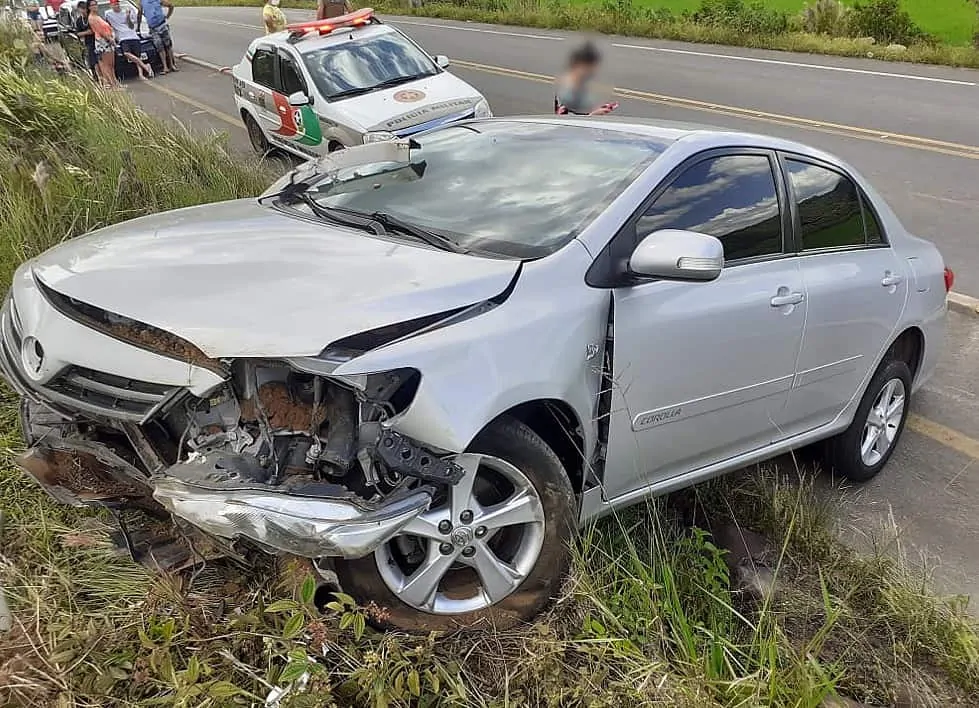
59, 0, 178, 88
261, 0, 353, 35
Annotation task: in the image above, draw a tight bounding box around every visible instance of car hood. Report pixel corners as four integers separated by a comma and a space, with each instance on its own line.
29, 199, 518, 359
333, 71, 483, 133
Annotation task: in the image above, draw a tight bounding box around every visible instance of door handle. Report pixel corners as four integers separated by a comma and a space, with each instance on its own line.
278, 106, 288, 114
881, 272, 904, 287
770, 292, 804, 307
247, 91, 256, 99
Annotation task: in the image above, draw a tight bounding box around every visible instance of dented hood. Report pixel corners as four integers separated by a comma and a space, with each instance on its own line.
29, 199, 519, 358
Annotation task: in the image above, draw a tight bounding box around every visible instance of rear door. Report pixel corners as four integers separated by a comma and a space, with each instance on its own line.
778, 154, 909, 436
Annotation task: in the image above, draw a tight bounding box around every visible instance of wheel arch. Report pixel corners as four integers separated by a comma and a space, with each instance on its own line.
887, 326, 924, 382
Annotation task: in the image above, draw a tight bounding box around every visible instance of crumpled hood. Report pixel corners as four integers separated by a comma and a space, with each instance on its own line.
28, 199, 518, 358
334, 72, 483, 133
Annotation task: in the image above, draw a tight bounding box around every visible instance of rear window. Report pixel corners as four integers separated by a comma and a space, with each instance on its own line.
307, 122, 669, 259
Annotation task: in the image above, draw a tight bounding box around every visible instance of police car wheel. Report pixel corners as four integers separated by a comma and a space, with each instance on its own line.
244, 113, 270, 155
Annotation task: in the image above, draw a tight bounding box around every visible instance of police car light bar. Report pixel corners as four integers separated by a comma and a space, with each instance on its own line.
285, 8, 376, 38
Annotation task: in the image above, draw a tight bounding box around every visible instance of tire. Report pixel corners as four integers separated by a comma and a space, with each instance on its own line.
243, 112, 270, 156
333, 415, 576, 633
825, 357, 912, 482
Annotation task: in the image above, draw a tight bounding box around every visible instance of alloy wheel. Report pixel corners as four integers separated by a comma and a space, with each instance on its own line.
860, 377, 906, 467
374, 453, 546, 615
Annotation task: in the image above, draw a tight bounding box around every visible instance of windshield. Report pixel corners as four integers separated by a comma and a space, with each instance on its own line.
300, 122, 669, 258
302, 30, 439, 101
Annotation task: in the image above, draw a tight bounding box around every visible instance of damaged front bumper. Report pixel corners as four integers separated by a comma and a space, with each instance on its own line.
15, 436, 434, 561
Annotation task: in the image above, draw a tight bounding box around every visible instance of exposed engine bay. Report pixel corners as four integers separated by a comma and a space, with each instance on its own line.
17, 360, 463, 567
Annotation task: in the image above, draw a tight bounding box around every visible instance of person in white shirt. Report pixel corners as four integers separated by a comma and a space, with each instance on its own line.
106, 0, 153, 80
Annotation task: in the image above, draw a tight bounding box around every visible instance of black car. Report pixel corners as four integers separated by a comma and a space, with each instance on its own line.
57, 0, 163, 80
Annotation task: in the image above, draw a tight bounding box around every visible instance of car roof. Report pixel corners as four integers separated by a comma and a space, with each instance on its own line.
260, 22, 397, 56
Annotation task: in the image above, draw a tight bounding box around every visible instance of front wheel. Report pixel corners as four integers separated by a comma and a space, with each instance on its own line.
334, 416, 576, 633
825, 357, 912, 482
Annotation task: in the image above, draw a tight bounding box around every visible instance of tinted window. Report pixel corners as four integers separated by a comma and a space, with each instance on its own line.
862, 197, 885, 244
302, 30, 438, 100
306, 122, 670, 259
279, 55, 305, 96
252, 49, 275, 89
786, 159, 865, 250
637, 154, 782, 261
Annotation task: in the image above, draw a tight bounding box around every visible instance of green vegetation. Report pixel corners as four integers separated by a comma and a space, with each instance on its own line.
2, 25, 979, 707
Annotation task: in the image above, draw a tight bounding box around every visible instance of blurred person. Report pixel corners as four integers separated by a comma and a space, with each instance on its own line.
263, 0, 286, 34
73, 0, 98, 82
554, 42, 617, 116
106, 0, 153, 79
47, 0, 65, 14
88, 2, 121, 89
136, 0, 176, 73
26, 1, 44, 32
317, 0, 351, 20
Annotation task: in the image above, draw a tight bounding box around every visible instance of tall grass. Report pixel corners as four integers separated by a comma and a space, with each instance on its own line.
1, 21, 979, 708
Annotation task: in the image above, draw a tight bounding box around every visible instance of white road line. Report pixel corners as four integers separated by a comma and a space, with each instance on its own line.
390, 19, 564, 40
612, 42, 977, 86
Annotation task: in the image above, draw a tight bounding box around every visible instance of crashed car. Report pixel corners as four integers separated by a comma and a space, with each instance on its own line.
1, 118, 949, 631
232, 8, 491, 159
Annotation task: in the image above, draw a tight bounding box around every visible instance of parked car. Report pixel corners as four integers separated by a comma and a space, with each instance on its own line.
0, 117, 950, 632
232, 8, 491, 158
56, 0, 162, 79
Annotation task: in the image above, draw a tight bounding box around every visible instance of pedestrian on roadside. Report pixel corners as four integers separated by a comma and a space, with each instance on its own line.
316, 0, 351, 20
73, 0, 98, 82
26, 1, 44, 33
554, 42, 616, 116
88, 1, 121, 89
135, 0, 177, 74
106, 0, 153, 79
263, 0, 286, 34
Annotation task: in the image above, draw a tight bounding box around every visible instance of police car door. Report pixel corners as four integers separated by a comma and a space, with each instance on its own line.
242, 46, 281, 142
273, 50, 325, 157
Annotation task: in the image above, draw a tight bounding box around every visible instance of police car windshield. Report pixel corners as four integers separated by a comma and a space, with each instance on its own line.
303, 31, 439, 101
304, 122, 669, 259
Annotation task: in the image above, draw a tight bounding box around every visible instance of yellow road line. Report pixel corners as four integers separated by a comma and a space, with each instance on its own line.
908, 414, 979, 461
143, 80, 244, 130
451, 59, 979, 161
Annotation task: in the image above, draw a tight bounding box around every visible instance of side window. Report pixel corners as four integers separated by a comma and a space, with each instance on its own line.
785, 159, 866, 250
637, 154, 783, 262
278, 55, 306, 96
861, 195, 885, 245
252, 49, 276, 89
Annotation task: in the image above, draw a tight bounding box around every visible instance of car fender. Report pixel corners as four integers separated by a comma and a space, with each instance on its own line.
331, 242, 608, 458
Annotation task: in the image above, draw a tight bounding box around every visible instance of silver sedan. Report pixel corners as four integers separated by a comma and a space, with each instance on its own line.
1, 117, 949, 631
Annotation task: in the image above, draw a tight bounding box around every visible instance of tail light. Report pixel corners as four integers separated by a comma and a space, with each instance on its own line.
944, 266, 955, 293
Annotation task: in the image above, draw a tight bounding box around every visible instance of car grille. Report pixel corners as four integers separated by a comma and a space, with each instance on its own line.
0, 295, 181, 423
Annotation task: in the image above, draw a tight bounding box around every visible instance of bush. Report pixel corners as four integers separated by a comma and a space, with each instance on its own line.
850, 0, 927, 45
801, 0, 851, 36
692, 0, 789, 36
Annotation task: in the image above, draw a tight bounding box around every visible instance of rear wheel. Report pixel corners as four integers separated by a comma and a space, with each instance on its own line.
825, 357, 912, 482
334, 416, 576, 633
244, 113, 270, 155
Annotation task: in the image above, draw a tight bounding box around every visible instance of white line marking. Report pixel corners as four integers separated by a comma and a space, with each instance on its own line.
391, 19, 564, 41
612, 42, 977, 86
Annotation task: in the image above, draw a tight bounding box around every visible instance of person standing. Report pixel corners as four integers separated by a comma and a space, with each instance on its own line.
88, 2, 121, 89
554, 42, 615, 116
26, 1, 44, 33
316, 0, 351, 20
136, 0, 176, 74
73, 0, 98, 82
106, 0, 153, 79
263, 0, 286, 34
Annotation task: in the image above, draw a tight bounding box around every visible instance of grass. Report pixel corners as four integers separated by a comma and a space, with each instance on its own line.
3, 22, 979, 707
179, 0, 979, 68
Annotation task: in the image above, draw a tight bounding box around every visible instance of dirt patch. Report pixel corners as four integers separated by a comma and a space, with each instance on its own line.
244, 382, 327, 433
103, 320, 219, 371
20, 446, 145, 500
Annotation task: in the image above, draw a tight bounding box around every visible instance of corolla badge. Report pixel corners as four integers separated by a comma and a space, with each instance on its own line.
21, 336, 47, 382
393, 89, 426, 103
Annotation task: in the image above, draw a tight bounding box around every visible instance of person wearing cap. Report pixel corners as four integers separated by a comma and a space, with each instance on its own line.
263, 0, 286, 34
136, 0, 176, 74
106, 0, 153, 80
317, 0, 351, 20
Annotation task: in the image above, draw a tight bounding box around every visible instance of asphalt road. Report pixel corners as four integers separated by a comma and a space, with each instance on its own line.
126, 10, 979, 601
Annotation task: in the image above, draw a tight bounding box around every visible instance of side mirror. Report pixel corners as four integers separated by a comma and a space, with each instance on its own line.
434, 54, 450, 69
628, 229, 724, 281
287, 91, 310, 107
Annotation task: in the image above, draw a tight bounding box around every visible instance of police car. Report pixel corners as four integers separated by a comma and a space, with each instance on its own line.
232, 9, 491, 158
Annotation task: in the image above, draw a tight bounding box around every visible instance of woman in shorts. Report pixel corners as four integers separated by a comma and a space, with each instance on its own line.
88, 4, 121, 89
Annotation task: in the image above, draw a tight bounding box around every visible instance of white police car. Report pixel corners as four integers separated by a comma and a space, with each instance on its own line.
232, 9, 491, 158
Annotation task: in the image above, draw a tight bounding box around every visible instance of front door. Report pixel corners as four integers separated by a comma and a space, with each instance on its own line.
602, 152, 807, 500
777, 156, 909, 435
